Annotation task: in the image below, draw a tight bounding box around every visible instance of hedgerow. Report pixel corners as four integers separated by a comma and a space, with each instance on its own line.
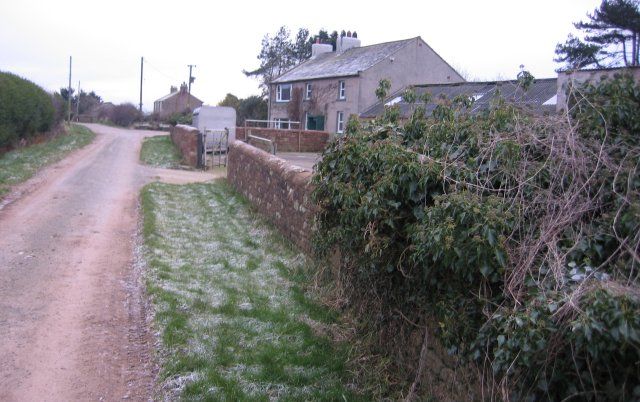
312, 73, 640, 400
0, 71, 55, 147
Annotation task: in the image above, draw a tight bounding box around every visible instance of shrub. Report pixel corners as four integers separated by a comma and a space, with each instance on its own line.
109, 103, 141, 127
312, 74, 640, 400
166, 109, 192, 126
0, 71, 55, 147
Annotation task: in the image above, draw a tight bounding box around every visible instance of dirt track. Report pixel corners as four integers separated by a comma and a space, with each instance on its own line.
0, 124, 220, 401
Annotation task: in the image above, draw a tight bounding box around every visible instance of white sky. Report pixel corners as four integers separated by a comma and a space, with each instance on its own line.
0, 0, 601, 112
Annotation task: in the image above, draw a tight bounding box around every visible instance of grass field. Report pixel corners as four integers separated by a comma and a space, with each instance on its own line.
0, 124, 95, 197
141, 181, 366, 401
139, 135, 182, 169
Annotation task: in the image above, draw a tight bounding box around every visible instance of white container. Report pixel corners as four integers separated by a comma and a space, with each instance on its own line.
192, 106, 236, 148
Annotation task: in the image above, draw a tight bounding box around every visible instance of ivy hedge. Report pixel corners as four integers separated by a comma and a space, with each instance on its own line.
312, 74, 640, 400
0, 71, 56, 148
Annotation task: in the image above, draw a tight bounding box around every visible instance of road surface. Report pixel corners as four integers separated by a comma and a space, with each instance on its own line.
0, 124, 220, 401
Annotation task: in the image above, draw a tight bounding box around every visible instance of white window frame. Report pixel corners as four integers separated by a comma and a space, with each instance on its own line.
305, 83, 312, 100
305, 112, 309, 130
276, 84, 291, 102
274, 118, 290, 129
338, 80, 346, 100
336, 111, 344, 134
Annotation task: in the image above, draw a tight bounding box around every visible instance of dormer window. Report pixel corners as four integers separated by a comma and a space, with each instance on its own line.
338, 80, 346, 100
276, 84, 291, 102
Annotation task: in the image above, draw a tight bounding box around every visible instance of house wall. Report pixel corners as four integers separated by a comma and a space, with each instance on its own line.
269, 77, 360, 134
360, 38, 464, 111
155, 92, 203, 118
556, 67, 640, 111
227, 141, 316, 253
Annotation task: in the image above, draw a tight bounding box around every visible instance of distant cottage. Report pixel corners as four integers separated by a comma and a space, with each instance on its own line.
268, 35, 464, 133
153, 83, 203, 119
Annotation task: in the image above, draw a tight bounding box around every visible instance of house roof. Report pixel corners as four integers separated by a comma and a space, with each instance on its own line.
360, 78, 558, 118
271, 37, 417, 84
155, 91, 203, 104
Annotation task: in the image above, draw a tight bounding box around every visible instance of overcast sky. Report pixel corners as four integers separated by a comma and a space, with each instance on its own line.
1, 0, 601, 112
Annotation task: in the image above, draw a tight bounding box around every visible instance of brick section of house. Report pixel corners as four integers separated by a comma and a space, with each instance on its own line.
227, 141, 316, 253
236, 127, 329, 152
170, 124, 199, 167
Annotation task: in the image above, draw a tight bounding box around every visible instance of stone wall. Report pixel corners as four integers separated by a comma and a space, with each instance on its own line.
170, 124, 199, 167
236, 127, 329, 152
227, 141, 315, 252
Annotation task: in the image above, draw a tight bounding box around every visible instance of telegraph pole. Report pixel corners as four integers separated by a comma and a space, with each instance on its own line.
187, 64, 196, 94
139, 57, 144, 112
76, 81, 80, 121
187, 64, 196, 109
67, 56, 72, 122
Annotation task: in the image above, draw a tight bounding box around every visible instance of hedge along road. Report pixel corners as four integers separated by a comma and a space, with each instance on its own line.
0, 124, 220, 401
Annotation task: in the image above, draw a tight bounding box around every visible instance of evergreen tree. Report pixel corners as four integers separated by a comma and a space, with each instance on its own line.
555, 0, 640, 69
244, 27, 341, 95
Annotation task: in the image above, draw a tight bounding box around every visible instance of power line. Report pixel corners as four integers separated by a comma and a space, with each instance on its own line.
143, 58, 181, 83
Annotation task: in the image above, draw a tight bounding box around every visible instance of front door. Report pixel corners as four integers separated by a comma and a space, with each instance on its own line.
306, 115, 325, 131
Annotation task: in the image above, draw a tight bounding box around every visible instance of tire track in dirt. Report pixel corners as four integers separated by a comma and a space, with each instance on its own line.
0, 124, 220, 401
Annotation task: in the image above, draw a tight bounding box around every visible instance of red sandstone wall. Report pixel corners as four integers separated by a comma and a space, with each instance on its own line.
170, 124, 199, 167
227, 141, 316, 253
236, 127, 329, 152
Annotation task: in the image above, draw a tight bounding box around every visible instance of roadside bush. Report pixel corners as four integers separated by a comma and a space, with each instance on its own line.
312, 74, 640, 400
109, 103, 141, 127
51, 92, 67, 125
166, 109, 192, 126
0, 71, 55, 147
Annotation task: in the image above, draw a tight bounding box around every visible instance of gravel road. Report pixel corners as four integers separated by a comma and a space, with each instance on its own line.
0, 124, 220, 401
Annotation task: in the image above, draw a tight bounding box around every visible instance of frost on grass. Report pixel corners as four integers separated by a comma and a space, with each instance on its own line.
143, 182, 358, 400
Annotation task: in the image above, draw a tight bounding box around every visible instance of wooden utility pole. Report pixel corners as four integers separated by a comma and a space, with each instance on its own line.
139, 57, 144, 112
67, 56, 72, 122
76, 81, 80, 121
187, 64, 195, 93
187, 64, 195, 109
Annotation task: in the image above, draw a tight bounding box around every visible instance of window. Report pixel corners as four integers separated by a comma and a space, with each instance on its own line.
276, 84, 291, 102
274, 118, 290, 129
305, 83, 312, 100
338, 80, 346, 100
336, 111, 344, 134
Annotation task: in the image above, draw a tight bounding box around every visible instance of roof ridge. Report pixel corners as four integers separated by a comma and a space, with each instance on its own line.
348, 36, 418, 51
414, 77, 557, 87
270, 37, 421, 84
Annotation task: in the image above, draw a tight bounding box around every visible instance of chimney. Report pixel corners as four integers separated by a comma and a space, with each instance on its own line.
336, 35, 361, 53
170, 85, 178, 93
311, 42, 333, 57
179, 82, 188, 94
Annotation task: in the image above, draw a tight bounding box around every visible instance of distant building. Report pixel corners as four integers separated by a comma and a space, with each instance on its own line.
268, 35, 464, 133
153, 83, 203, 118
360, 78, 559, 119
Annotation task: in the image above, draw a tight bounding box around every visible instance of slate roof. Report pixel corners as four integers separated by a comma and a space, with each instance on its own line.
360, 78, 558, 118
271, 38, 416, 84
155, 91, 203, 104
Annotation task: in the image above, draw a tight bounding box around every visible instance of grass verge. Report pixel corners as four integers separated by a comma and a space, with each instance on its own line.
0, 124, 95, 197
141, 180, 366, 401
140, 135, 182, 169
